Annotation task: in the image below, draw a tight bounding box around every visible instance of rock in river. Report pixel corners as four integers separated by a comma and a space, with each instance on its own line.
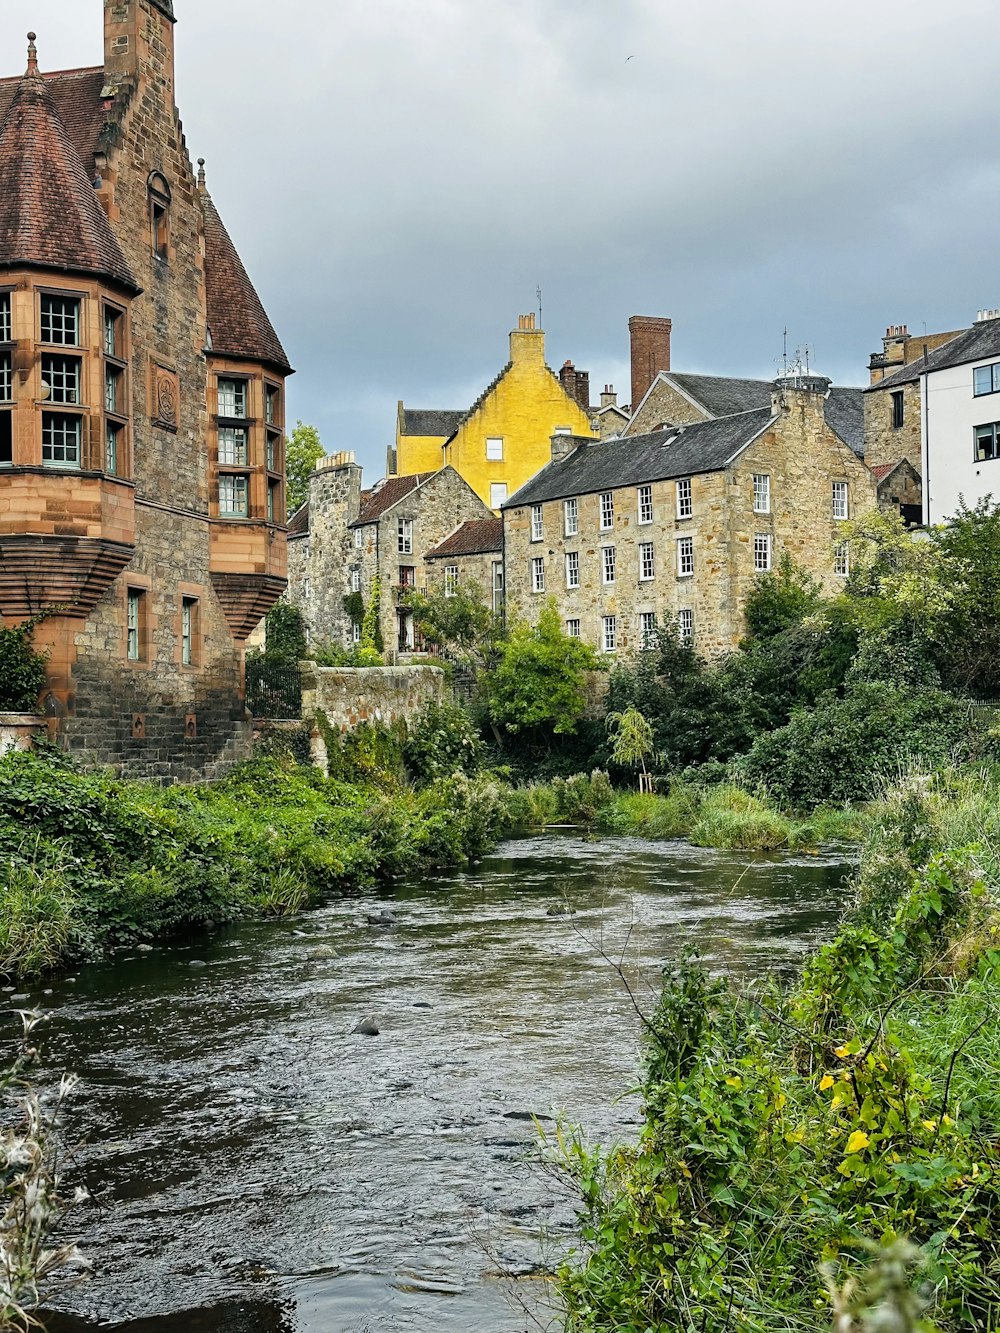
353, 1017, 380, 1036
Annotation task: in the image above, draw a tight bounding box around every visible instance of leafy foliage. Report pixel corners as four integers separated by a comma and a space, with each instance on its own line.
485, 603, 600, 740
405, 582, 501, 668
0, 616, 50, 712
403, 702, 484, 782
285, 421, 325, 514
264, 602, 307, 662
743, 551, 821, 641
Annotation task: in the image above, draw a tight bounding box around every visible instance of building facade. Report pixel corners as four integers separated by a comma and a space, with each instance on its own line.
0, 3, 291, 778
504, 378, 877, 660
423, 517, 504, 610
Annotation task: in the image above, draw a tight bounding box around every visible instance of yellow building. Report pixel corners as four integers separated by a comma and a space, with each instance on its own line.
390, 315, 597, 511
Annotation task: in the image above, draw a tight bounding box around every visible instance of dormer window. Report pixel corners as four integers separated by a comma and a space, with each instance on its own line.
148, 173, 171, 261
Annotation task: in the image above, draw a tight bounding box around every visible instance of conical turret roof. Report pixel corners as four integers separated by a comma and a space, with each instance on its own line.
0, 40, 139, 293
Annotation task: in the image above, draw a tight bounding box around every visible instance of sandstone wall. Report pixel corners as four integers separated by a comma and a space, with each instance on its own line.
300, 663, 449, 731
863, 380, 922, 472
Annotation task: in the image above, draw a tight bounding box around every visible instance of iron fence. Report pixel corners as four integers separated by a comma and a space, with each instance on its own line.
246, 656, 302, 720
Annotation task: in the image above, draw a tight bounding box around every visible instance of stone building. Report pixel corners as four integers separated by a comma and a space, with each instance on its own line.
287, 455, 495, 657
388, 314, 597, 510
423, 517, 504, 610
0, 3, 291, 778
503, 377, 877, 660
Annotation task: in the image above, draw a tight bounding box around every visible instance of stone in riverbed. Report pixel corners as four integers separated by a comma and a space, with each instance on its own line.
9, 995, 30, 1004
366, 910, 397, 928
353, 1017, 380, 1036
137, 944, 154, 953
546, 904, 575, 917
189, 960, 207, 969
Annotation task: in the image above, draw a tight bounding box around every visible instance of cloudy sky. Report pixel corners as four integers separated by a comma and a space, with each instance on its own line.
2, 0, 998, 474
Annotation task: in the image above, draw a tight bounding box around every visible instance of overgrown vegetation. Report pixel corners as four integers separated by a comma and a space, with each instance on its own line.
552, 767, 1000, 1330
0, 616, 51, 713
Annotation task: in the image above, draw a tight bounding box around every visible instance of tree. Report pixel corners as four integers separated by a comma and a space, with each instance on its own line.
285, 421, 325, 515
405, 582, 501, 669
606, 706, 656, 787
932, 496, 1000, 695
485, 602, 600, 740
743, 552, 820, 641
263, 602, 307, 661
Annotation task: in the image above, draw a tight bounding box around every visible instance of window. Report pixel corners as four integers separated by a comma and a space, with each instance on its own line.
676, 477, 693, 519
565, 550, 580, 588
486, 437, 504, 461
218, 427, 248, 466
40, 295, 80, 346
444, 565, 459, 597
531, 556, 546, 592
266, 434, 276, 470
973, 363, 1000, 397
566, 618, 581, 639
639, 541, 655, 581
350, 567, 361, 593
975, 422, 1000, 461
600, 492, 614, 530
564, 497, 578, 536
639, 611, 657, 648
0, 413, 11, 467
218, 379, 247, 419
891, 391, 904, 428
677, 535, 694, 577
834, 541, 850, 577
352, 622, 362, 645
678, 608, 694, 643
398, 518, 413, 554
398, 566, 416, 588
106, 422, 122, 476
105, 365, 123, 415
103, 306, 123, 358
602, 615, 617, 652
181, 597, 197, 667
638, 484, 653, 524
754, 533, 772, 572
42, 413, 81, 467
219, 474, 249, 517
832, 481, 849, 520
602, 545, 616, 585
752, 473, 771, 514
490, 482, 508, 509
265, 384, 281, 425
530, 505, 543, 542
492, 560, 505, 612
42, 354, 81, 405
127, 588, 145, 662
149, 173, 171, 260
267, 479, 281, 523
0, 351, 10, 404
0, 293, 10, 342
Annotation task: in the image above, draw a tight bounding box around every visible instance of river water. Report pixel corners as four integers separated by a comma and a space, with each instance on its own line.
23, 833, 853, 1333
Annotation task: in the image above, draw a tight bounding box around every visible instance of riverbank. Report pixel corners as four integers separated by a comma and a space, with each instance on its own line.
0, 754, 862, 981
553, 768, 1000, 1331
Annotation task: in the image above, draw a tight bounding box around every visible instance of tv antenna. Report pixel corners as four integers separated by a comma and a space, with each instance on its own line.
536, 284, 543, 328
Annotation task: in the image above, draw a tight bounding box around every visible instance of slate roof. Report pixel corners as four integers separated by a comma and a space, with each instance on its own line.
286, 502, 310, 536
0, 68, 106, 175
202, 191, 292, 374
401, 409, 465, 438
0, 64, 139, 291
425, 518, 503, 560
506, 410, 774, 508
352, 473, 434, 526
866, 319, 1000, 392
823, 386, 865, 456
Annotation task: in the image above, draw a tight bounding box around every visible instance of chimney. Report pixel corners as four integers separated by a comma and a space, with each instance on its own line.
559, 360, 591, 412
771, 374, 831, 417
509, 312, 544, 366
629, 315, 672, 410
550, 432, 579, 463
104, 0, 176, 95
600, 385, 618, 409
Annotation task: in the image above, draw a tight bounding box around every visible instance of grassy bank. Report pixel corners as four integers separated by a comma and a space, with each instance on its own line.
0, 751, 518, 978
552, 768, 1000, 1331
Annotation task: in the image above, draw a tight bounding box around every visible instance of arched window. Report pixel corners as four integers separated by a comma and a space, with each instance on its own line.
148, 173, 171, 261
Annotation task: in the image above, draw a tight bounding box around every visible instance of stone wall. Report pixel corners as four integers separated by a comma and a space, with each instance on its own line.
864, 380, 923, 473
300, 663, 449, 732
625, 376, 708, 436
0, 714, 45, 757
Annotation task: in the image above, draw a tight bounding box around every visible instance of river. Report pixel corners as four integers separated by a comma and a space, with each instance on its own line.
24, 833, 853, 1333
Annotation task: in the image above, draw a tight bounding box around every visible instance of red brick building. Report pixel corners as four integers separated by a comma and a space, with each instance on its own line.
0, 1, 292, 779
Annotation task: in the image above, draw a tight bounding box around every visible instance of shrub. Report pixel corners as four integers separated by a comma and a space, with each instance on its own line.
403, 702, 484, 782
0, 615, 50, 712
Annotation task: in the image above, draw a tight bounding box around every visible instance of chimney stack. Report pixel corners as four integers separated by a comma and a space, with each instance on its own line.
559, 360, 591, 413
629, 315, 672, 410
104, 0, 176, 93
509, 313, 544, 366
600, 385, 618, 409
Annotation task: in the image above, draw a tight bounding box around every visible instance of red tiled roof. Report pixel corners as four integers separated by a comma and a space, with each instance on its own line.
0, 65, 139, 291
202, 191, 292, 374
0, 68, 106, 175
870, 461, 900, 481
425, 517, 503, 560
353, 474, 433, 526
286, 502, 310, 536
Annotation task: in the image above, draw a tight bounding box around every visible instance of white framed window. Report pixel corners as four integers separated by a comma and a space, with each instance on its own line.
486, 436, 504, 461
566, 618, 581, 638
639, 611, 657, 648
753, 473, 770, 514
42, 413, 81, 467
492, 560, 504, 612
217, 378, 247, 419
0, 352, 10, 403
530, 505, 543, 542
564, 497, 578, 536
754, 533, 772, 572
602, 545, 616, 585
600, 492, 614, 530
531, 556, 546, 592
602, 615, 617, 652
639, 541, 655, 581
676, 477, 693, 519
352, 622, 362, 644
126, 587, 144, 661
106, 421, 122, 476
554, 425, 572, 436
444, 565, 459, 596
834, 541, 850, 577
678, 608, 694, 643
0, 293, 11, 343
677, 535, 694, 577
638, 484, 653, 524
218, 426, 248, 465
354, 527, 363, 549
398, 518, 413, 553
490, 482, 508, 509
219, 473, 249, 516
832, 481, 849, 520
40, 295, 80, 347
565, 551, 580, 588
350, 567, 361, 593
42, 354, 81, 405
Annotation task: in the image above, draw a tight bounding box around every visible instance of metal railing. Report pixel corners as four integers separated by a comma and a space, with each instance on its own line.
246, 656, 302, 720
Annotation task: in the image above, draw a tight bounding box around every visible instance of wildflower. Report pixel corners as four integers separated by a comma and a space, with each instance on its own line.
845, 1130, 870, 1154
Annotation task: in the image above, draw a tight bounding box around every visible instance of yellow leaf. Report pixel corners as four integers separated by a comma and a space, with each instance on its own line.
725, 1076, 742, 1089
922, 1119, 937, 1132
820, 1074, 834, 1091
845, 1130, 870, 1154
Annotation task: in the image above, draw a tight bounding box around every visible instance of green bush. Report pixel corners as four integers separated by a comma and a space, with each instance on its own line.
0, 616, 50, 712
403, 702, 484, 782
